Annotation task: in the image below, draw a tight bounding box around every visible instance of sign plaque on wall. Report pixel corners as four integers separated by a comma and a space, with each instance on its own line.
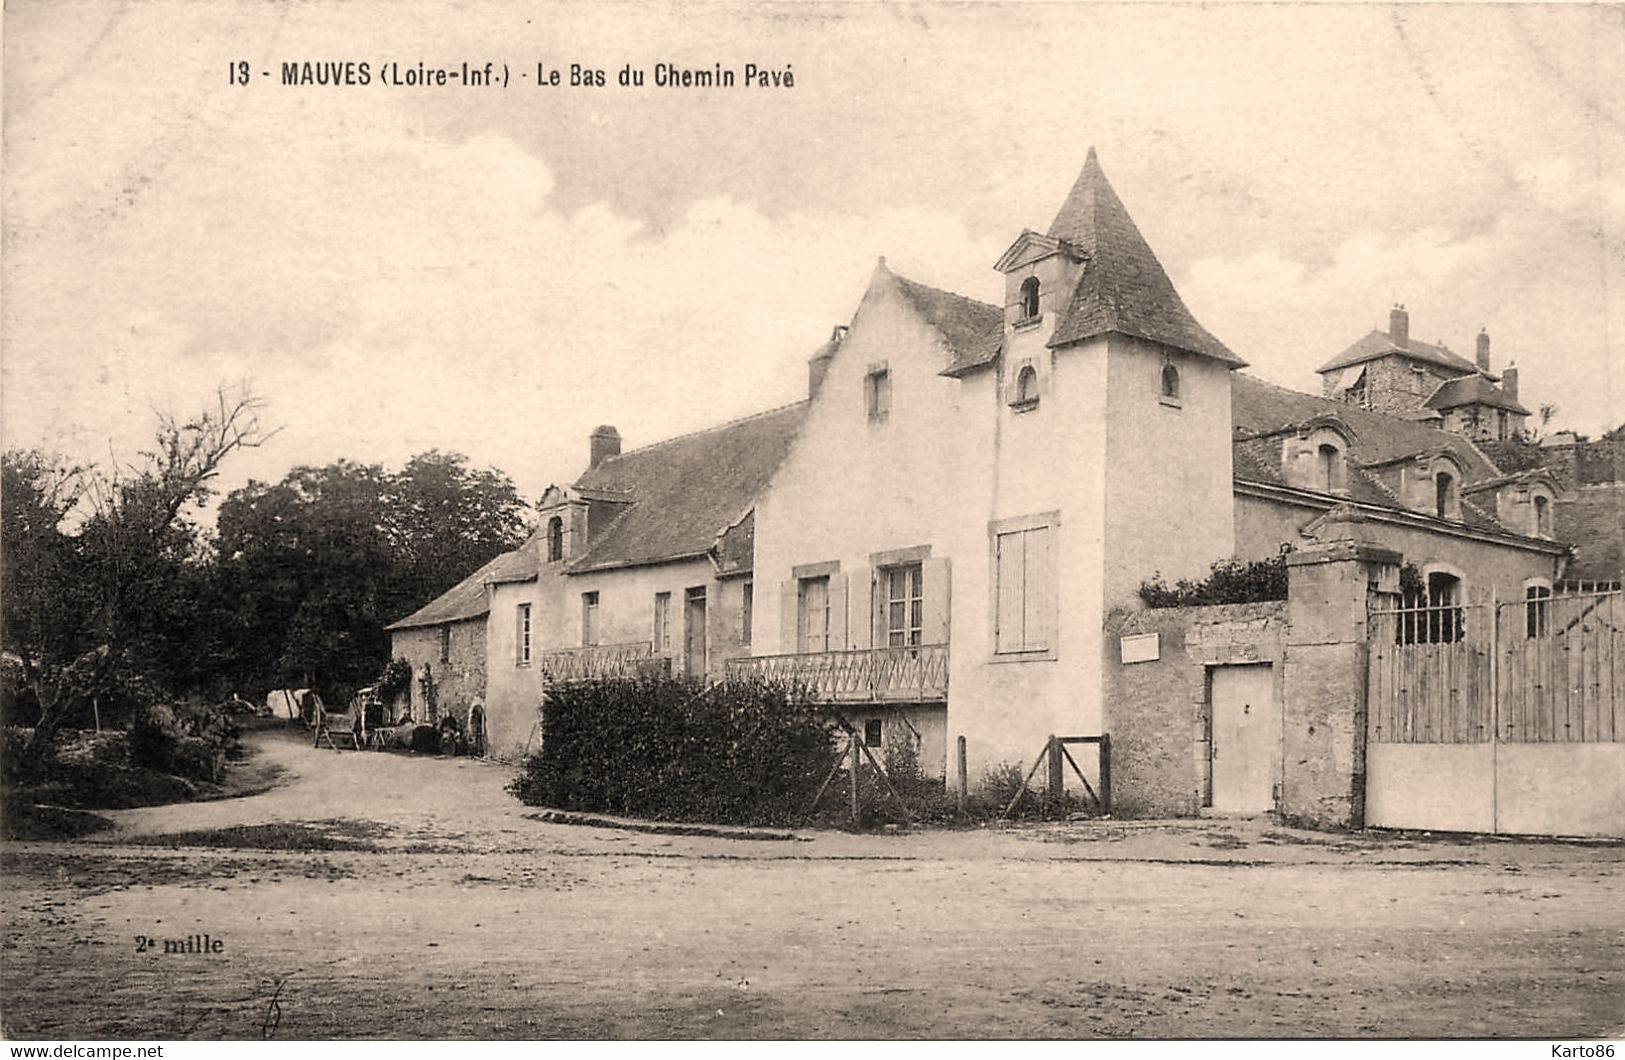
1120, 633, 1160, 664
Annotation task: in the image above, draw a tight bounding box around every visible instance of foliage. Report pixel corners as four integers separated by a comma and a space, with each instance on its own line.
375, 658, 413, 701
212, 450, 528, 701
509, 677, 836, 826
1138, 550, 1291, 609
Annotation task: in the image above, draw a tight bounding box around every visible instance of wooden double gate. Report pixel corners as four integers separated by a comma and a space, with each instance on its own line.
1365, 590, 1624, 837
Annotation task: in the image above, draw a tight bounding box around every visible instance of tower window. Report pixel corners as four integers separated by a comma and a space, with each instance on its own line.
1160, 363, 1181, 404
546, 516, 564, 562
1011, 364, 1039, 409
1019, 277, 1040, 322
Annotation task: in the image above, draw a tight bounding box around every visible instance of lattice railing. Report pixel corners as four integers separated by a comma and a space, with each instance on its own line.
541, 641, 661, 683
725, 644, 949, 702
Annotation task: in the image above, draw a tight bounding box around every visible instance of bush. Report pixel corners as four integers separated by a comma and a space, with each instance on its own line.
509, 677, 836, 826
1139, 549, 1291, 609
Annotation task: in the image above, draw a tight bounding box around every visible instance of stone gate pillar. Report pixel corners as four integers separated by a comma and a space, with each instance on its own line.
1282, 515, 1401, 829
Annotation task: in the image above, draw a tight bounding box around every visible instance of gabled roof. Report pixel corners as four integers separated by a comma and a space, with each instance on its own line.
884, 266, 1004, 376
1232, 373, 1500, 480
386, 545, 538, 631
1044, 149, 1244, 367
566, 402, 808, 573
1317, 328, 1480, 376
1424, 373, 1531, 415
1228, 374, 1539, 538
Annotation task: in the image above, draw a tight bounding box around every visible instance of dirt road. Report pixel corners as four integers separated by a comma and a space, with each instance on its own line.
3, 730, 1621, 1039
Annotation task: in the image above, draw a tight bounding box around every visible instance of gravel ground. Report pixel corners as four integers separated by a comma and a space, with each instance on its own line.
2, 729, 1621, 1040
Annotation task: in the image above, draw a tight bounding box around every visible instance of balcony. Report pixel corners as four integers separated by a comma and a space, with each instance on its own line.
725, 644, 949, 703
540, 641, 663, 683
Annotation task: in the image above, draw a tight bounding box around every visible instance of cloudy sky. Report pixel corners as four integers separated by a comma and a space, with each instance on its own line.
4, 2, 1622, 518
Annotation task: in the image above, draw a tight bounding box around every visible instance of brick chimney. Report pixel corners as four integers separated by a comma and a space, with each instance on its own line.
590, 425, 621, 468
1476, 329, 1491, 373
1502, 365, 1519, 402
1389, 304, 1409, 347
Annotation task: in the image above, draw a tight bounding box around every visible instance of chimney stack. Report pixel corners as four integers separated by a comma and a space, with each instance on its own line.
1476, 329, 1491, 373
1389, 304, 1409, 347
807, 324, 847, 399
1502, 365, 1519, 402
590, 425, 621, 468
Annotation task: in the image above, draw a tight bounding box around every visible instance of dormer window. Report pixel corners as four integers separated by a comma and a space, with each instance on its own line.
1316, 444, 1345, 493
1010, 363, 1039, 411
546, 516, 564, 562
1435, 470, 1458, 520
1019, 277, 1040, 322
1533, 493, 1552, 537
1160, 363, 1181, 406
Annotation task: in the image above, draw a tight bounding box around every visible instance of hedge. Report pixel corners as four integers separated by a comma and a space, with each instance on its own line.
508, 677, 836, 826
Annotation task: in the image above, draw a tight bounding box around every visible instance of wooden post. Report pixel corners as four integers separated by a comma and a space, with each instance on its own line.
956, 735, 968, 814
1047, 734, 1063, 800
849, 732, 861, 826
1099, 734, 1112, 815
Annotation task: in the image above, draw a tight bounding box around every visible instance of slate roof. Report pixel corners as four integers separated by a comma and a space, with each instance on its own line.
1045, 149, 1244, 367
1424, 373, 1531, 415
1317, 328, 1480, 376
567, 402, 808, 573
386, 544, 539, 631
1556, 484, 1625, 583
1230, 374, 1524, 538
886, 268, 1004, 376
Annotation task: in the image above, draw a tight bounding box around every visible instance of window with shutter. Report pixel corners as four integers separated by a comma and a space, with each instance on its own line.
992, 517, 1055, 656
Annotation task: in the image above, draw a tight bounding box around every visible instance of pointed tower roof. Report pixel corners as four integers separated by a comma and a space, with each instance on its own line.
1045, 149, 1244, 366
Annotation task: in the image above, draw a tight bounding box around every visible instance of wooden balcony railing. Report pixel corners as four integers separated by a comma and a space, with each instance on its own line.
725, 644, 949, 702
540, 641, 662, 683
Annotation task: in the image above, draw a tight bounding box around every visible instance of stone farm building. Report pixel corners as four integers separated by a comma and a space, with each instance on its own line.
389, 151, 1624, 836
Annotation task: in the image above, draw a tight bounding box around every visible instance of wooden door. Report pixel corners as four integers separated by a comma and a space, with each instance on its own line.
1210, 664, 1277, 814
684, 588, 707, 679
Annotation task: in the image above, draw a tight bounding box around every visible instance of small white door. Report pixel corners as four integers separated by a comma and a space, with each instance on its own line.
1210, 664, 1277, 814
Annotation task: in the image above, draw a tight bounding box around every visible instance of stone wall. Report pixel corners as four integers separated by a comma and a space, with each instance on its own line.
1105, 601, 1288, 818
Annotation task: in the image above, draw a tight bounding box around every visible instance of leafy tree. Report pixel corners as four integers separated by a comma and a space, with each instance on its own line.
2, 385, 275, 767
213, 451, 529, 701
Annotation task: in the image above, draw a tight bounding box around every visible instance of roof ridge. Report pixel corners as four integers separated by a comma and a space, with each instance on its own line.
591, 399, 810, 465
889, 269, 999, 313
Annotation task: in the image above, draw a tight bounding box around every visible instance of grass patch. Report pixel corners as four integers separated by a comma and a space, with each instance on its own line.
127, 819, 391, 852
2, 803, 115, 840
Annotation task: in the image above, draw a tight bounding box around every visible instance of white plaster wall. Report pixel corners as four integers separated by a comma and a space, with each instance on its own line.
1496, 743, 1625, 838
1366, 743, 1497, 833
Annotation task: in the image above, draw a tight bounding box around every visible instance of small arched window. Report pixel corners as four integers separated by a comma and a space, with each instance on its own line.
1019, 277, 1040, 321
1012, 364, 1039, 408
1533, 494, 1552, 537
546, 516, 564, 562
1316, 444, 1345, 493
1434, 471, 1457, 519
1160, 363, 1181, 402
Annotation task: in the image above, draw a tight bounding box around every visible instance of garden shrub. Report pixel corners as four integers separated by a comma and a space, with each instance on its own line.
509, 677, 835, 826
1139, 549, 1291, 609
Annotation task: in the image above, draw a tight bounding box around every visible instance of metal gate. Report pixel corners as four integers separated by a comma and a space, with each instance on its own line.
1365, 590, 1624, 837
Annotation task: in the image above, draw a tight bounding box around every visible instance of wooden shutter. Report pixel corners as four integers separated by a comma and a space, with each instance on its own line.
922, 557, 952, 645
1024, 527, 1052, 651
779, 579, 798, 654
995, 532, 1022, 653
828, 573, 849, 651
